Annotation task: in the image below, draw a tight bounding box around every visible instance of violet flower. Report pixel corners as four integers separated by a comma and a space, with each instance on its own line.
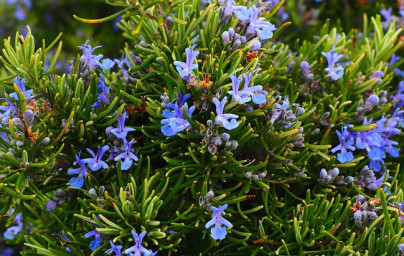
114, 138, 138, 170
212, 97, 239, 130
82, 145, 110, 171
161, 92, 195, 136
124, 230, 157, 256
111, 112, 135, 139
205, 204, 233, 240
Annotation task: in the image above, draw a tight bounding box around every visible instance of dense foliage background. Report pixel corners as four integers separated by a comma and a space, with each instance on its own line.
0, 0, 404, 255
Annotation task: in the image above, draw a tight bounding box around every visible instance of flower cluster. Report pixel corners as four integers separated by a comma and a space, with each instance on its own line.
351, 195, 380, 230
331, 113, 402, 171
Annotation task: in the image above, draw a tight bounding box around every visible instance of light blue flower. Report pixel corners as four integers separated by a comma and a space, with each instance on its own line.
245, 7, 277, 40
213, 96, 239, 130
227, 73, 251, 104
330, 125, 355, 163
370, 70, 384, 85
105, 240, 123, 256
321, 48, 344, 81
205, 204, 233, 240
100, 58, 115, 71
3, 212, 23, 240
79, 39, 103, 71
241, 72, 267, 104
124, 230, 157, 256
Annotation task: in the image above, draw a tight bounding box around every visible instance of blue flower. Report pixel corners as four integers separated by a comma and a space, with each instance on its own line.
166, 91, 190, 110
84, 229, 102, 251
124, 230, 157, 256
205, 204, 233, 240
3, 212, 23, 240
227, 73, 251, 104
213, 97, 239, 130
174, 44, 199, 80
321, 48, 344, 81
114, 55, 133, 81
219, 0, 240, 19
79, 39, 114, 71
92, 75, 111, 108
373, 172, 392, 192
53, 230, 72, 252
82, 145, 110, 171
105, 240, 123, 256
381, 8, 393, 28
0, 248, 14, 256
9, 76, 36, 100
161, 102, 195, 136
330, 125, 355, 163
394, 81, 404, 106
114, 138, 138, 171
243, 7, 277, 40
100, 59, 115, 71
68, 153, 88, 189
111, 112, 135, 139
0, 97, 18, 118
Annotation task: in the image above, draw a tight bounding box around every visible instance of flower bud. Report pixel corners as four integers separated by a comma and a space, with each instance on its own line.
330, 167, 339, 178
45, 200, 57, 212
300, 61, 310, 75
221, 133, 230, 141
221, 31, 230, 43
41, 137, 51, 146
247, 39, 261, 51
205, 191, 214, 199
